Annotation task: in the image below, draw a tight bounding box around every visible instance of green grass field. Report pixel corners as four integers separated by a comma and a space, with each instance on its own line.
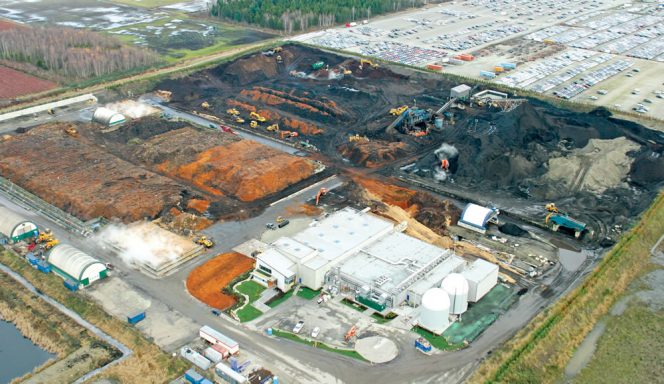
267, 290, 294, 308
235, 305, 263, 323
413, 327, 465, 351
108, 0, 185, 8
236, 281, 266, 302
296, 287, 321, 300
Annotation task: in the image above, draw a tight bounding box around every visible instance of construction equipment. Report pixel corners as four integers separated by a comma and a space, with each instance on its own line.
279, 130, 298, 139
344, 325, 357, 342
276, 216, 286, 224
250, 120, 258, 128
273, 47, 283, 53
340, 66, 352, 75
545, 203, 587, 238
315, 188, 327, 205
312, 61, 325, 70
389, 105, 409, 116
195, 235, 215, 249
64, 126, 79, 137
348, 134, 369, 143
276, 55, 283, 63
220, 125, 236, 134
440, 159, 449, 171
266, 124, 280, 132
226, 108, 240, 116
47, 108, 55, 115
36, 229, 59, 250
235, 116, 245, 124
201, 101, 210, 110
249, 112, 267, 122
359, 59, 378, 70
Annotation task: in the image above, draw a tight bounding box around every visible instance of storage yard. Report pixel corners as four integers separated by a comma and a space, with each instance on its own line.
1, 22, 664, 383
295, 0, 664, 119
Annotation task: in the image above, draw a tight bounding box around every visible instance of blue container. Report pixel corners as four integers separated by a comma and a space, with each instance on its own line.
127, 312, 146, 325
415, 337, 432, 353
273, 376, 279, 384
434, 118, 443, 129
64, 279, 79, 291
27, 253, 39, 265
480, 71, 496, 79
500, 62, 516, 70
200, 379, 213, 384
184, 369, 204, 384
37, 261, 51, 274
265, 327, 273, 336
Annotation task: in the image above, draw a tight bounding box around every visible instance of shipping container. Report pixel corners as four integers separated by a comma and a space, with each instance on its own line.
185, 369, 204, 384
37, 260, 51, 273
64, 279, 79, 291
500, 62, 517, 70
200, 379, 214, 384
127, 311, 146, 325
458, 54, 474, 61
426, 64, 443, 71
215, 362, 249, 384
181, 347, 212, 371
200, 326, 240, 355
27, 252, 39, 265
448, 58, 464, 65
494, 66, 504, 73
205, 347, 224, 363
480, 71, 496, 79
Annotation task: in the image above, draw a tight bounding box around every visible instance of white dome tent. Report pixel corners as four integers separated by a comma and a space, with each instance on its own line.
47, 244, 107, 287
0, 206, 38, 243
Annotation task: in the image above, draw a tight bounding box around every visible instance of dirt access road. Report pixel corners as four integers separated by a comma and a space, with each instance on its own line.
0, 38, 280, 114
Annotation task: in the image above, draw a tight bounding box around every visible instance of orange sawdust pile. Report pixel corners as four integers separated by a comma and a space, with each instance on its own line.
285, 203, 323, 217
187, 199, 210, 213
186, 252, 255, 310
283, 118, 324, 135
157, 140, 317, 202
355, 177, 418, 211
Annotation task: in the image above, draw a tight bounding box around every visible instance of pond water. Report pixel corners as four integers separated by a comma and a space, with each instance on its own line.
0, 320, 54, 384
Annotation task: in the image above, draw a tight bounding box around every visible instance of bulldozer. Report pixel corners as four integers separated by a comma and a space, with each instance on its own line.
249, 111, 267, 122
226, 108, 240, 116
280, 131, 298, 139
250, 120, 258, 128
36, 229, 59, 250
348, 134, 369, 143
359, 59, 378, 70
64, 126, 79, 137
195, 235, 215, 249
235, 116, 245, 124
389, 105, 409, 116
201, 101, 210, 110
267, 124, 280, 132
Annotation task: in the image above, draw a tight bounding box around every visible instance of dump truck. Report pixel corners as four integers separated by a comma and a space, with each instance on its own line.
545, 203, 587, 238
267, 124, 280, 132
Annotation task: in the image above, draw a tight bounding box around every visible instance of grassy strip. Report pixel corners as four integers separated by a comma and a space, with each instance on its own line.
271, 329, 367, 361
0, 249, 189, 383
235, 305, 264, 323
469, 192, 664, 384
266, 290, 294, 308
370, 312, 397, 324
236, 280, 266, 302
341, 298, 366, 312
413, 327, 465, 351
296, 287, 321, 300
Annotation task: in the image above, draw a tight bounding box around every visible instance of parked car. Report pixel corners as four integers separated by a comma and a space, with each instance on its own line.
266, 223, 277, 230
293, 320, 305, 334
211, 309, 221, 316
311, 327, 320, 338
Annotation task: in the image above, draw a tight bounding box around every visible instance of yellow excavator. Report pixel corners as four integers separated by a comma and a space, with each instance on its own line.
235, 116, 245, 124
64, 126, 79, 137
340, 66, 352, 75
195, 235, 215, 249
389, 105, 408, 116
267, 124, 280, 132
250, 120, 259, 128
250, 112, 267, 122
226, 108, 239, 115
36, 229, 59, 250
201, 101, 210, 110
359, 59, 379, 70
348, 134, 369, 143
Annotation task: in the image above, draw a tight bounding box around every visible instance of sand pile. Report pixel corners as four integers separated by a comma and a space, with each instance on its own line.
545, 137, 640, 194
338, 140, 411, 168
105, 100, 159, 119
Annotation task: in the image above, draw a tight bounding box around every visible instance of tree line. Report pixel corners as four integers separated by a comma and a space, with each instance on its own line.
211, 0, 442, 33
0, 27, 160, 80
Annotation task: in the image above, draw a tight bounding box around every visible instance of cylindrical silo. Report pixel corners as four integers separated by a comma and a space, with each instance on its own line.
419, 288, 450, 333
441, 273, 469, 315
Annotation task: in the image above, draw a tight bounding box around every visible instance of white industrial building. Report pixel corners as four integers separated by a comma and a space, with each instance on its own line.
441, 273, 469, 315
462, 259, 499, 302
0, 206, 38, 243
92, 107, 125, 127
419, 288, 451, 334
248, 207, 499, 313
450, 84, 471, 100
457, 203, 499, 234
47, 244, 107, 287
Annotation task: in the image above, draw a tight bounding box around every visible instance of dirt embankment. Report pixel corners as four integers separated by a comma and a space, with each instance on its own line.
186, 252, 255, 310
0, 123, 183, 222
338, 140, 412, 168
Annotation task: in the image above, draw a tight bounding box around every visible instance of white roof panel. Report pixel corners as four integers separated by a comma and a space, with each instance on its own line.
462, 259, 499, 283
257, 249, 295, 277
272, 237, 316, 261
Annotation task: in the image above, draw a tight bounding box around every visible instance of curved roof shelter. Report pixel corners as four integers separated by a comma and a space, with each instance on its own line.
458, 203, 499, 234
0, 206, 38, 242
92, 107, 125, 126
47, 244, 107, 286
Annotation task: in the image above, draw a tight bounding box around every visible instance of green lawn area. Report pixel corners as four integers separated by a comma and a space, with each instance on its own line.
236, 281, 266, 302
296, 287, 321, 300
341, 298, 366, 312
108, 0, 184, 8
413, 327, 465, 351
266, 290, 294, 308
235, 305, 263, 323
272, 329, 367, 361
371, 312, 397, 324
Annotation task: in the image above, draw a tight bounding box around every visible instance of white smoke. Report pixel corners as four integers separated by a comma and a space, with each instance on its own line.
433, 143, 459, 182
97, 223, 185, 269
105, 100, 158, 119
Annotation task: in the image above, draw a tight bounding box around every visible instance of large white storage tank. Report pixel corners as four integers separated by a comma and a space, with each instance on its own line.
441, 273, 469, 315
419, 288, 450, 334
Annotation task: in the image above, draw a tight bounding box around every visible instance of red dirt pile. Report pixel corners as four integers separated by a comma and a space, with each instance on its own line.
283, 118, 323, 135
0, 124, 183, 221
338, 140, 411, 168
186, 252, 255, 310
0, 66, 56, 99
